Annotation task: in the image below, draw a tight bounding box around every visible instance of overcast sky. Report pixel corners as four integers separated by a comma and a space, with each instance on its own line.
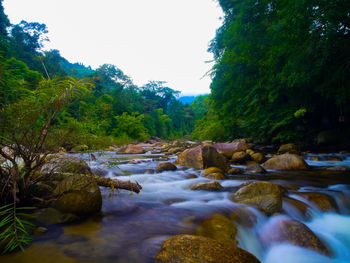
3, 0, 223, 95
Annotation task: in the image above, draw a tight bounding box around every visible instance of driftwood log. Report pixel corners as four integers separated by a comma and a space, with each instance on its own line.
37, 173, 142, 193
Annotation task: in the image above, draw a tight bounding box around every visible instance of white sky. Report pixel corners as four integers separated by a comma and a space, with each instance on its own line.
3, 0, 223, 95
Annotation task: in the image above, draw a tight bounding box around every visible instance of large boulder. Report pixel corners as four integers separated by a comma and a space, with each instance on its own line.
155, 235, 260, 263
52, 174, 102, 215
211, 142, 248, 158
117, 144, 146, 154
196, 214, 237, 245
156, 162, 177, 172
41, 156, 92, 175
263, 153, 310, 170
259, 216, 331, 256
175, 146, 228, 171
230, 182, 282, 215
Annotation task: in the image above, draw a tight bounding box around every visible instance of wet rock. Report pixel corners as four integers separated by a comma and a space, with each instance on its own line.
231, 151, 251, 164
245, 164, 267, 174
156, 162, 177, 172
211, 142, 248, 158
175, 146, 228, 171
278, 143, 300, 154
229, 206, 257, 227
187, 174, 197, 179
155, 235, 260, 263
259, 216, 331, 256
145, 169, 156, 174
251, 153, 266, 163
36, 208, 81, 224
309, 156, 321, 161
41, 155, 92, 175
230, 181, 283, 215
324, 156, 343, 162
29, 182, 54, 198
227, 167, 243, 175
295, 192, 338, 212
246, 149, 255, 155
70, 144, 89, 153
327, 165, 349, 171
196, 214, 237, 245
53, 174, 102, 215
282, 196, 311, 220
190, 181, 223, 191
201, 167, 227, 180
117, 144, 146, 154
263, 153, 310, 170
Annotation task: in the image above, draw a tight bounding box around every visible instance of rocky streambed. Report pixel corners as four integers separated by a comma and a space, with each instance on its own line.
1, 141, 350, 263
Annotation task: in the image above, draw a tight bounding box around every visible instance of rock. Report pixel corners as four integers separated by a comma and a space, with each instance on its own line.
278, 143, 300, 154
231, 151, 251, 164
53, 174, 102, 215
246, 149, 255, 156
36, 208, 81, 224
167, 147, 183, 154
251, 153, 265, 163
245, 165, 267, 174
259, 216, 331, 256
211, 142, 248, 158
309, 156, 321, 161
325, 156, 343, 162
187, 174, 197, 179
70, 145, 89, 153
230, 181, 282, 215
41, 156, 92, 175
29, 182, 54, 198
201, 167, 227, 180
227, 167, 243, 175
196, 214, 237, 245
229, 206, 257, 227
33, 226, 48, 236
175, 146, 228, 171
156, 162, 177, 172
91, 167, 109, 177
263, 153, 310, 170
190, 181, 223, 191
155, 235, 260, 263
117, 144, 146, 154
295, 192, 338, 212
282, 197, 311, 220
327, 165, 349, 171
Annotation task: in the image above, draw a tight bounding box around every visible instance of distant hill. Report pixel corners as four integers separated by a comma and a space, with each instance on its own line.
178, 96, 196, 105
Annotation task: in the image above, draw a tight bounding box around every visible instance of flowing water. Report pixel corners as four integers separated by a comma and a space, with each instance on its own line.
2, 150, 350, 263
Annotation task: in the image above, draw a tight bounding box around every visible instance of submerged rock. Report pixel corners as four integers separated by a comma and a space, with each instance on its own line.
259, 216, 331, 256
263, 153, 310, 170
53, 174, 102, 215
36, 208, 80, 224
175, 146, 228, 171
230, 181, 282, 215
327, 165, 349, 171
155, 235, 260, 263
196, 214, 237, 245
190, 181, 223, 191
156, 162, 177, 172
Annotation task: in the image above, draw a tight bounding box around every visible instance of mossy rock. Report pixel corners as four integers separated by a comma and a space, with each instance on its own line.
155, 235, 260, 263
196, 214, 237, 245
41, 156, 92, 175
53, 174, 102, 215
230, 181, 282, 215
190, 181, 223, 191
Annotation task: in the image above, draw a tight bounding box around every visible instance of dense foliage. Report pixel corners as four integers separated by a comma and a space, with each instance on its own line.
198, 0, 350, 143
